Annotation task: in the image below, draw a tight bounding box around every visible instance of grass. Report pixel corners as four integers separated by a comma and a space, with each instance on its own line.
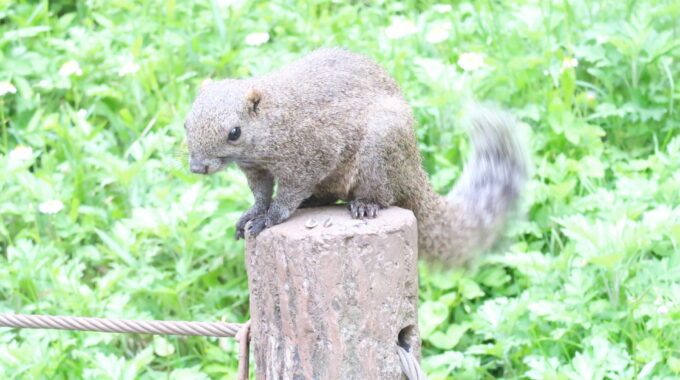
1, 0, 679, 378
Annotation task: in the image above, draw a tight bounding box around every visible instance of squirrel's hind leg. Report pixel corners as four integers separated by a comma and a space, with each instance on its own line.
346, 100, 410, 219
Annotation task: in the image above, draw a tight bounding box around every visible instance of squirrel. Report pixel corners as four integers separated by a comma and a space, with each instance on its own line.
184, 48, 528, 265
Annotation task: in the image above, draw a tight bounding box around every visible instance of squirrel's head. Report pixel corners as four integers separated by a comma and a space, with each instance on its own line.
184, 79, 265, 175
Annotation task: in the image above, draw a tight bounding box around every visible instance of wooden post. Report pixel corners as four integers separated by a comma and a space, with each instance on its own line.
246, 206, 421, 379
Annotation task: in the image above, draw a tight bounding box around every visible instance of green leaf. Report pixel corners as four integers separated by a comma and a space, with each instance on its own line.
580, 156, 605, 178
589, 253, 625, 269
550, 179, 577, 201
2, 26, 52, 41
153, 336, 176, 357
428, 323, 470, 350
477, 266, 511, 288
94, 228, 136, 266
459, 278, 484, 300
419, 301, 449, 337
424, 269, 458, 290
668, 357, 680, 374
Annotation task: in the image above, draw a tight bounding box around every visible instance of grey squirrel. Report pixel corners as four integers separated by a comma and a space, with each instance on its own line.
184, 48, 528, 265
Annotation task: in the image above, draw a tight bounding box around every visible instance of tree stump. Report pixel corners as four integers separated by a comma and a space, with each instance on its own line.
246, 205, 421, 379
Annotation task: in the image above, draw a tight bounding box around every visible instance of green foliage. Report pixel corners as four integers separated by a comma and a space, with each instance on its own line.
1, 0, 679, 378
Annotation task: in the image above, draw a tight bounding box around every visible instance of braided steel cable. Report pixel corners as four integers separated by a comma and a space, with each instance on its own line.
0, 313, 243, 337
397, 345, 427, 380
0, 313, 425, 378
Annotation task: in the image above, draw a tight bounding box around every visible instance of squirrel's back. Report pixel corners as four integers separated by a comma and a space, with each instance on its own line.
257, 48, 402, 103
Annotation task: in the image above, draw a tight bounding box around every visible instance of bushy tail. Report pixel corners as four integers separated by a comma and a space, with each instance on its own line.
416, 105, 529, 265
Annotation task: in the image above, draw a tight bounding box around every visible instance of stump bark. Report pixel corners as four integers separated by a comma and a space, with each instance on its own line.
245, 205, 420, 379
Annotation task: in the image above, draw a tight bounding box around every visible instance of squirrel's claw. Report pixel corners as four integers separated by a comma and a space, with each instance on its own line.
348, 200, 380, 219
235, 228, 245, 240
246, 217, 267, 238
236, 205, 268, 240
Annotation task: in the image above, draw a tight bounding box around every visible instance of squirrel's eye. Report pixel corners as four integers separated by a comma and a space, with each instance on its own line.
228, 127, 241, 142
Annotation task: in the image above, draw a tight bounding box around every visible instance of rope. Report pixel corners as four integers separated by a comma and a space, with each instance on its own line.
0, 313, 243, 337
397, 345, 427, 380
0, 313, 424, 378
237, 324, 251, 380
0, 313, 250, 378
235, 320, 251, 380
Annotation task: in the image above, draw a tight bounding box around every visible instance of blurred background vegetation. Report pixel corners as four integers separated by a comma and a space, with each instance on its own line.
1, 0, 679, 378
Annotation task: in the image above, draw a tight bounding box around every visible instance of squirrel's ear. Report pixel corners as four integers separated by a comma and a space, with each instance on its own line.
200, 78, 213, 91
245, 88, 262, 116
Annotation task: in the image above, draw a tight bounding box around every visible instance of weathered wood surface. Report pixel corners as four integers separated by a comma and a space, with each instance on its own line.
246, 206, 420, 379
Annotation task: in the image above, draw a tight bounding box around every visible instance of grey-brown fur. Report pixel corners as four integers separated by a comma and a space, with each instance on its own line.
184, 48, 528, 265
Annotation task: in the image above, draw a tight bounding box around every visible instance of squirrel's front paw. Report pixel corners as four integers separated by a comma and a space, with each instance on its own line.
235, 207, 266, 240
244, 204, 294, 238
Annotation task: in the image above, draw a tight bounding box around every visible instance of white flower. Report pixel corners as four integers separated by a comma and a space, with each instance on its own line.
562, 57, 578, 69
385, 19, 418, 39
77, 109, 87, 119
457, 52, 485, 71
657, 305, 669, 315
585, 91, 597, 102
433, 4, 452, 13
9, 146, 33, 162
38, 80, 50, 87
426, 26, 450, 44
59, 60, 83, 77
0, 81, 17, 96
245, 32, 269, 46
39, 200, 64, 214
118, 62, 140, 77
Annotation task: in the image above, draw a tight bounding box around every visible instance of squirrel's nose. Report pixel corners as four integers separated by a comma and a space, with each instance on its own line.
189, 158, 209, 174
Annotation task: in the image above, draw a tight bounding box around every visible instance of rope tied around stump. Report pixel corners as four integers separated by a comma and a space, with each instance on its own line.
398, 345, 427, 380
0, 313, 426, 379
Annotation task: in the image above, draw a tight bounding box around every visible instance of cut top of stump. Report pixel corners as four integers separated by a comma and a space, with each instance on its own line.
255, 205, 417, 241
